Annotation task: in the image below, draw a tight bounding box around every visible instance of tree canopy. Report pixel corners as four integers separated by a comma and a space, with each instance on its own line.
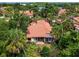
0, 3, 79, 57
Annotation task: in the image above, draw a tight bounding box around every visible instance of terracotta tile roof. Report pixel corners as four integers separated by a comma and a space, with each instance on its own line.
27, 20, 52, 38
20, 10, 33, 16
73, 16, 79, 23
58, 8, 66, 16
73, 16, 79, 30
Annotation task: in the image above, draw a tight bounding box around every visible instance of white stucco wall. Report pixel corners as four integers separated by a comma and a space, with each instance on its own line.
31, 38, 37, 42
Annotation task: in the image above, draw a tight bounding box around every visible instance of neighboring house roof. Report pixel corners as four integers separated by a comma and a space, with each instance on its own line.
0, 7, 14, 15
27, 20, 52, 38
58, 8, 66, 16
73, 16, 79, 30
20, 10, 33, 16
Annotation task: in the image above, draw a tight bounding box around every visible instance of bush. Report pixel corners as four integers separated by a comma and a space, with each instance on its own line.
60, 43, 79, 57
0, 29, 27, 57
40, 46, 50, 57
25, 43, 39, 57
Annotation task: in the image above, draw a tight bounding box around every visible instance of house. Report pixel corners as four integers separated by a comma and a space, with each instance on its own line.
73, 16, 79, 30
20, 10, 33, 18
58, 8, 66, 16
27, 20, 53, 43
0, 7, 5, 16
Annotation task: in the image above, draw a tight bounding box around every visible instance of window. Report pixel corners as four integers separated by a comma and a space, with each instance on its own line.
46, 38, 52, 42
36, 37, 44, 42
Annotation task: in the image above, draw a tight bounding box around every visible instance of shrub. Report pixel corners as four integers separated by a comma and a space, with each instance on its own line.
25, 43, 40, 57
40, 46, 50, 57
